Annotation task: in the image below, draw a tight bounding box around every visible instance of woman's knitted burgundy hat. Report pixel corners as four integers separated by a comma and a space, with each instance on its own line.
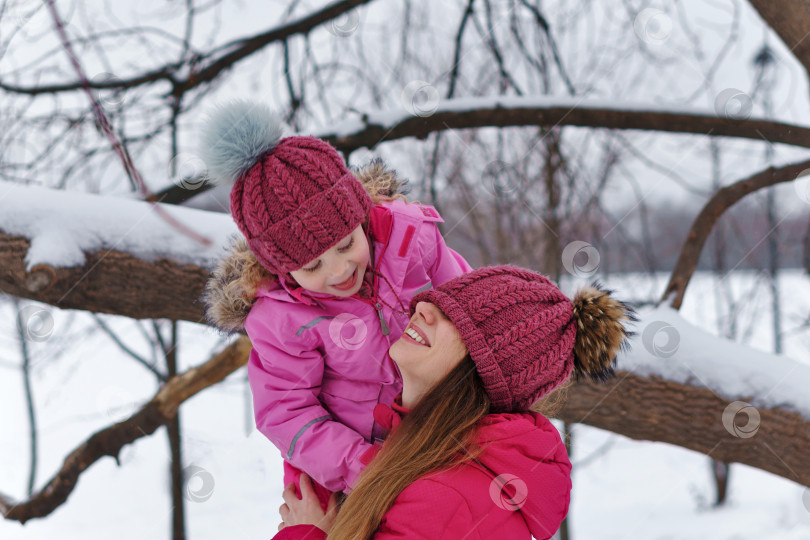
199, 100, 373, 275
411, 266, 636, 413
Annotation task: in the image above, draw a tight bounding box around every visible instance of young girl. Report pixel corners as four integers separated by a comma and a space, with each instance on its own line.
199, 101, 472, 505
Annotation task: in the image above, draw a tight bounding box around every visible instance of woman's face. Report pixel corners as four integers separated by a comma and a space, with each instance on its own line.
389, 301, 468, 389
289, 225, 370, 297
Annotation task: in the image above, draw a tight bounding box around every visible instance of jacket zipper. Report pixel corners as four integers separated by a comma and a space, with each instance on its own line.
366, 219, 392, 335
375, 301, 390, 335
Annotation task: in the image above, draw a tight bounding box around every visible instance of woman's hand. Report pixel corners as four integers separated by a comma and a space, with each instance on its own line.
277, 474, 339, 534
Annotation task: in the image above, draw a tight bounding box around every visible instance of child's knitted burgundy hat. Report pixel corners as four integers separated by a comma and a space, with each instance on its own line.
199, 100, 373, 275
411, 266, 636, 413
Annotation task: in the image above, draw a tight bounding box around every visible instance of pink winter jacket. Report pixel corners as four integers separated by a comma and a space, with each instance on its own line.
243, 198, 471, 493
273, 397, 572, 539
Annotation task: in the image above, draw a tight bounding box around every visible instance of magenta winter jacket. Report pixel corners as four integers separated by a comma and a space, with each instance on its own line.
273, 397, 572, 539
244, 199, 472, 493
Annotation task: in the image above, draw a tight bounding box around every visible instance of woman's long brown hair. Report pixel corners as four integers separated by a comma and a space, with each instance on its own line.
327, 355, 491, 539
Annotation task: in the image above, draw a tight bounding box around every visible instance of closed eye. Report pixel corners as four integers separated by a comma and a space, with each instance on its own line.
337, 238, 354, 253
302, 237, 353, 272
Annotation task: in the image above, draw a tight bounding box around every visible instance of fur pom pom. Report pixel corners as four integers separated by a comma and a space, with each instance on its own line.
571, 282, 637, 383
199, 100, 283, 188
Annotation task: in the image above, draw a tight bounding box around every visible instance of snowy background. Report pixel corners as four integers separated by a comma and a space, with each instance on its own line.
3, 0, 810, 538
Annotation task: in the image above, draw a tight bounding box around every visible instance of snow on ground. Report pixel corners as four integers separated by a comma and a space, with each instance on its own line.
1, 270, 809, 539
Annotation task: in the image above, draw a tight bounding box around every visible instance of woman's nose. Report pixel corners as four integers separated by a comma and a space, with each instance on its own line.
415, 302, 436, 325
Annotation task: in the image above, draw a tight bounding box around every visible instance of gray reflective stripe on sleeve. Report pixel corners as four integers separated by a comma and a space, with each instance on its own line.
414, 281, 433, 294
287, 415, 331, 459
296, 316, 335, 336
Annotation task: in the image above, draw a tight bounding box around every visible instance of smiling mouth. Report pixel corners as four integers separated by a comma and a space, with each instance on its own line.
403, 325, 430, 347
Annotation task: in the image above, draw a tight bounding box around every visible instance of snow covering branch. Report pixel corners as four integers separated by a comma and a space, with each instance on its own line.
0, 182, 236, 321
662, 157, 810, 309
559, 303, 810, 489
318, 96, 810, 153
0, 228, 211, 321
0, 336, 251, 524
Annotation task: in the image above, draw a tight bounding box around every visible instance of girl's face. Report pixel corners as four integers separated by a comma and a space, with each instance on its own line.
389, 301, 468, 390
289, 225, 370, 297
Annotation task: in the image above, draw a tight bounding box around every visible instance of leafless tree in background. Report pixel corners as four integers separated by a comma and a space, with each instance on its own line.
1, 0, 810, 538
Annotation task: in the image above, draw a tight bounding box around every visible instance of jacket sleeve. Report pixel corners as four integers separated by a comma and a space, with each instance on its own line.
419, 219, 473, 287
268, 483, 478, 540
246, 300, 374, 493
372, 480, 480, 539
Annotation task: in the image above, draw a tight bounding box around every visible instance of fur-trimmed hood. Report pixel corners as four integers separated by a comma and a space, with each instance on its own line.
200, 159, 410, 334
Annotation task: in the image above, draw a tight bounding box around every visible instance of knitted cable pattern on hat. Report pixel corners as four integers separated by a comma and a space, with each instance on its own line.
199, 100, 373, 275
410, 266, 576, 413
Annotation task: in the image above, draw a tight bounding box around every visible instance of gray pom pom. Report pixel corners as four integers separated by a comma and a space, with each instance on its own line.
199, 100, 284, 187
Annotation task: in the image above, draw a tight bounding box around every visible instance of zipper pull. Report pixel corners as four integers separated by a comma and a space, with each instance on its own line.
375, 302, 390, 335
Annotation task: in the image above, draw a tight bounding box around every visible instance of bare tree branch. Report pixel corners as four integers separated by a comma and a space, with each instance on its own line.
325, 102, 810, 154
0, 336, 251, 524
147, 103, 810, 208
91, 314, 167, 381
0, 0, 377, 100
662, 157, 810, 309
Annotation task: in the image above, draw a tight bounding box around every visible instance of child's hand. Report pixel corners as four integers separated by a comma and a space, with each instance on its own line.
278, 474, 339, 534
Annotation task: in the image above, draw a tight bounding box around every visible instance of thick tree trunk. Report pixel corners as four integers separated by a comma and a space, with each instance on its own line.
748, 0, 810, 81
0, 231, 208, 322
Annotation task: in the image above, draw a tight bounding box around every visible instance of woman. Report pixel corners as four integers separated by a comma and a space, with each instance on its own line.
273, 265, 636, 539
